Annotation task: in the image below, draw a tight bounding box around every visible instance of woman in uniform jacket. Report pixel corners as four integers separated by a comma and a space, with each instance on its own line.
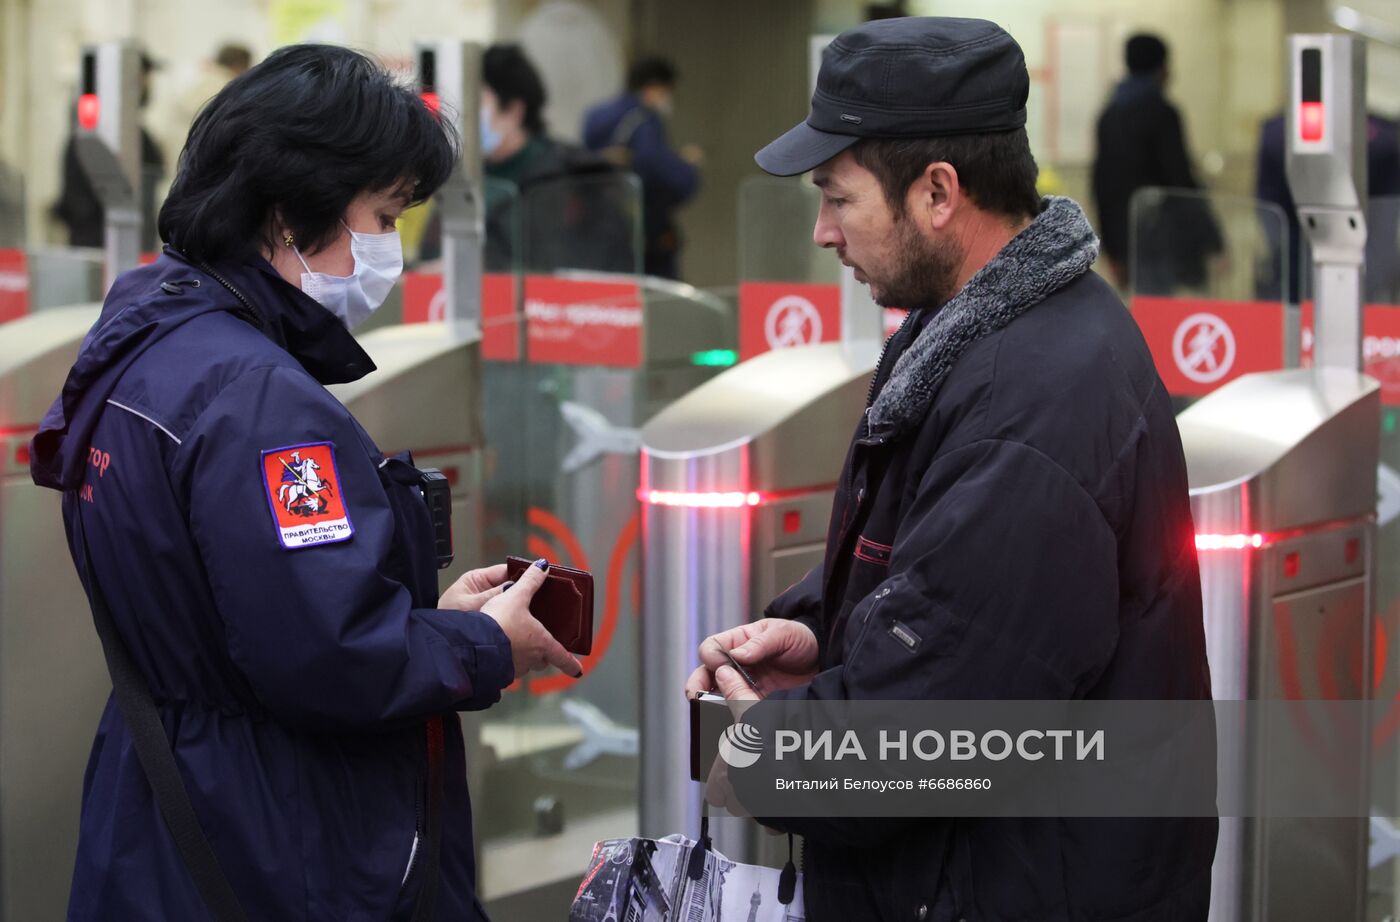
31, 44, 580, 921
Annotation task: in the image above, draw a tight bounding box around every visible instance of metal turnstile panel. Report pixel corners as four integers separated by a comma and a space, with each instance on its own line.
640, 343, 875, 864
0, 479, 109, 920
1185, 363, 1376, 922
0, 305, 104, 921
326, 324, 484, 585
1258, 578, 1369, 922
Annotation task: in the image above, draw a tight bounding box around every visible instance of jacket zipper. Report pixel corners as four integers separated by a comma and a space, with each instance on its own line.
843, 312, 911, 509
823, 316, 910, 655
401, 832, 421, 887
841, 312, 911, 524
864, 310, 913, 408
193, 260, 265, 330
402, 770, 426, 888
847, 586, 891, 663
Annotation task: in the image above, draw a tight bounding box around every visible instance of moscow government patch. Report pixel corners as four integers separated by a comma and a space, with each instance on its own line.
260, 442, 355, 549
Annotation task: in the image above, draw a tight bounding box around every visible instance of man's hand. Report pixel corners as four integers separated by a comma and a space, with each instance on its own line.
479, 560, 584, 679
684, 619, 819, 700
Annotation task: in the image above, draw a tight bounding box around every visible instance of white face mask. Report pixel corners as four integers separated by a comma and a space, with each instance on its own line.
294, 221, 403, 330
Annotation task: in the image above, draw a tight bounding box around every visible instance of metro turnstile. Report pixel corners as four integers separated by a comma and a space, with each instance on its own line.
638, 342, 876, 862
1184, 369, 1377, 922
0, 305, 107, 921
1185, 33, 1379, 922
326, 323, 485, 579
473, 269, 735, 908
73, 42, 141, 293
0, 39, 159, 918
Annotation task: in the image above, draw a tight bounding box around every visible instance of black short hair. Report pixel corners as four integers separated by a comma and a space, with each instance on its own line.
851, 129, 1041, 223
483, 44, 547, 136
159, 44, 457, 265
627, 57, 677, 92
1125, 34, 1168, 76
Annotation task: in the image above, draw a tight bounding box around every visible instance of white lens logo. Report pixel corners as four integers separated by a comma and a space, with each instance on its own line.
719, 722, 764, 768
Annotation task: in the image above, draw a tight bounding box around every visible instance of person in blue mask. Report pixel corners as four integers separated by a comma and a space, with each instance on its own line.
30, 44, 581, 921
417, 43, 623, 272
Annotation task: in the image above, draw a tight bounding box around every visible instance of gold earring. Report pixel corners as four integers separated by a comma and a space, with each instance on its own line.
283, 232, 295, 247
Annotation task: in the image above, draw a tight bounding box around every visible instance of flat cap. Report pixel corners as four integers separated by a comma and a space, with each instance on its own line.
756, 17, 1030, 176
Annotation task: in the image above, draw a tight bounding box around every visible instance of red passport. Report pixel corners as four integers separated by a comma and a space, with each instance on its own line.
504, 556, 595, 656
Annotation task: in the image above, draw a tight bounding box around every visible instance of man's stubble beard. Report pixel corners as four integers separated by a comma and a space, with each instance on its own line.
871, 213, 964, 312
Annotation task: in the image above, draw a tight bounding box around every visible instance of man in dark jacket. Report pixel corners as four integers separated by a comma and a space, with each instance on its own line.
582, 57, 702, 279
687, 18, 1215, 922
1091, 34, 1222, 291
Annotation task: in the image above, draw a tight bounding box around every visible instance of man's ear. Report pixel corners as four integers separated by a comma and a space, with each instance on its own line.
909, 161, 960, 232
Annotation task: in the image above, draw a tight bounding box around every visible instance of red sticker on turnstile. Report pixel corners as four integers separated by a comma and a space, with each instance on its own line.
739, 282, 910, 360
1300, 302, 1400, 405
1130, 296, 1286, 397
0, 249, 28, 323
738, 281, 841, 360
523, 276, 642, 368
400, 271, 519, 360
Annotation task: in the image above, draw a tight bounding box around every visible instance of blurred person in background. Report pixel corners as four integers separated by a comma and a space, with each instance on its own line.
582, 56, 702, 279
54, 51, 165, 251
0, 158, 22, 248
416, 43, 621, 271
1256, 111, 1400, 302
1092, 33, 1221, 293
164, 43, 254, 166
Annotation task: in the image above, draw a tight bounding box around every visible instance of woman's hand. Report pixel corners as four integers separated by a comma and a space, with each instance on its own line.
437, 563, 510, 612
480, 559, 584, 679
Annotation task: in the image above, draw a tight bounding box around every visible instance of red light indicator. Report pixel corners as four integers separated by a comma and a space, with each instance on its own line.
639, 489, 763, 508
1345, 538, 1360, 564
77, 93, 100, 131
783, 510, 802, 534
1196, 533, 1266, 551
1283, 552, 1300, 578
420, 92, 440, 117
1299, 101, 1324, 142
14, 442, 29, 467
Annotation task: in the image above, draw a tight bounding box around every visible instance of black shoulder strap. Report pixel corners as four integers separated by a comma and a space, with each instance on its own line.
73, 506, 250, 922
411, 716, 447, 922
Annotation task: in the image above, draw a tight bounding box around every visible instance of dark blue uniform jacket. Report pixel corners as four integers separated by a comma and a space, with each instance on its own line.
31, 250, 513, 920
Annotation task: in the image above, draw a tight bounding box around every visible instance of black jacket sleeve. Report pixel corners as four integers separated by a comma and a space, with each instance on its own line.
763, 562, 824, 643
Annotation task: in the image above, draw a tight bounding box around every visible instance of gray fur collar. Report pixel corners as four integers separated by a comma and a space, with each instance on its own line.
867, 196, 1099, 438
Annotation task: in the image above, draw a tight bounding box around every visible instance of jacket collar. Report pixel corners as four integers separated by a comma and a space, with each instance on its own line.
866, 196, 1099, 439
165, 247, 375, 386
